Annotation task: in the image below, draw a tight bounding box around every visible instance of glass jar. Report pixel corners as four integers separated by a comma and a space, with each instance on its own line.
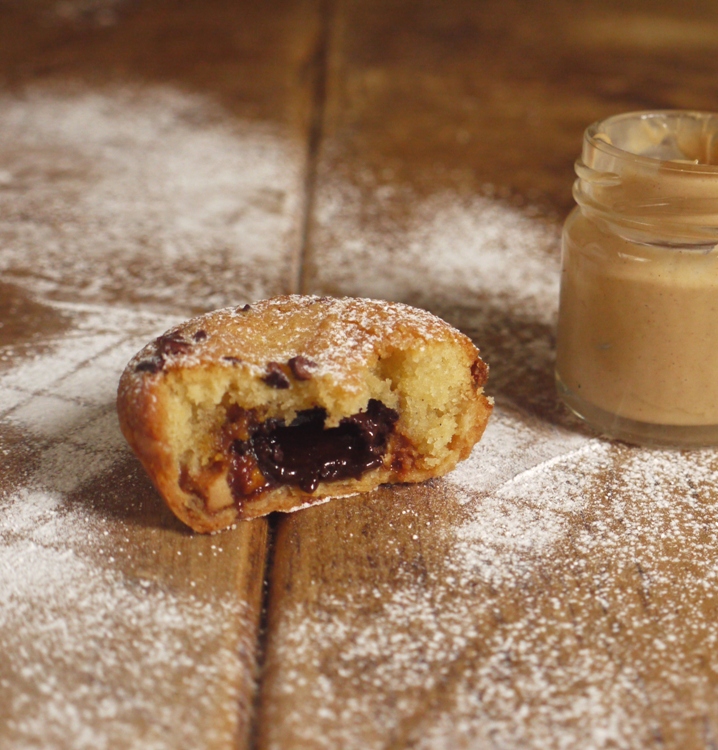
556, 110, 718, 447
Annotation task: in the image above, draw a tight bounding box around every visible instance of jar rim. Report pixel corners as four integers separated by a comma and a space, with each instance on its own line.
586, 110, 718, 175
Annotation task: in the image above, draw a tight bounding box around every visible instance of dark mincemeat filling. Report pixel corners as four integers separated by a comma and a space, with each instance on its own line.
228, 399, 399, 496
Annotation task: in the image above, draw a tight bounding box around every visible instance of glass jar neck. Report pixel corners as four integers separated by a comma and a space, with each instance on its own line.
573, 111, 718, 245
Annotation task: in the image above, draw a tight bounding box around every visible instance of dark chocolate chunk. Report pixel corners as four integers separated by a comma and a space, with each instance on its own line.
135, 358, 163, 374
237, 303, 252, 313
262, 362, 290, 389
222, 356, 242, 365
138, 331, 193, 373
288, 355, 317, 381
156, 331, 192, 357
193, 329, 208, 342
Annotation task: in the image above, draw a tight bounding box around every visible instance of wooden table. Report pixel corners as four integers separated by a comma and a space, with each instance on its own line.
2, 1, 718, 747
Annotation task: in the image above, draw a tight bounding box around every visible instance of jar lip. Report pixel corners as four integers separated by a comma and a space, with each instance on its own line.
586, 110, 718, 175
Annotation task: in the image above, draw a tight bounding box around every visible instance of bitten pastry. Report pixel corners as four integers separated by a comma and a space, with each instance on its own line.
117, 295, 492, 532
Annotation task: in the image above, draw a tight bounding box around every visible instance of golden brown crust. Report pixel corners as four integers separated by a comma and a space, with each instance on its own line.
117, 295, 492, 533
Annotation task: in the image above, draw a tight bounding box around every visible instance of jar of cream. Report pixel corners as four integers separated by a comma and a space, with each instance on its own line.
556, 110, 718, 446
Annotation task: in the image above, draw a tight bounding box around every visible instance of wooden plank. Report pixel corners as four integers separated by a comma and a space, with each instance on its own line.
258, 1, 718, 748
0, 1, 323, 747
0, 0, 322, 312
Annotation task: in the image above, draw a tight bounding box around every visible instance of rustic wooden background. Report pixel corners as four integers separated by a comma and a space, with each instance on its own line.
1, 1, 718, 748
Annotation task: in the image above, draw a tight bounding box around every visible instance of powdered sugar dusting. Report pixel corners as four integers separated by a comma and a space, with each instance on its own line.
445, 403, 588, 501
0, 534, 247, 750
450, 439, 610, 586
0, 85, 304, 312
1, 299, 257, 749
264, 431, 718, 748
312, 180, 560, 323
120, 295, 469, 400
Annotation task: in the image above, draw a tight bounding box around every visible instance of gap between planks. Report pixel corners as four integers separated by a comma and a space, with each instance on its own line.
295, 0, 336, 296
249, 4, 336, 747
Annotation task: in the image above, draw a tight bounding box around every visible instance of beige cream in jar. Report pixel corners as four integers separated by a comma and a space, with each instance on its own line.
556, 111, 718, 446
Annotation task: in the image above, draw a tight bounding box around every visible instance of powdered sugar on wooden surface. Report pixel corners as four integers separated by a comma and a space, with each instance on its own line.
0, 531, 247, 750
265, 413, 718, 749
312, 179, 560, 324
0, 85, 304, 312
0, 300, 256, 749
